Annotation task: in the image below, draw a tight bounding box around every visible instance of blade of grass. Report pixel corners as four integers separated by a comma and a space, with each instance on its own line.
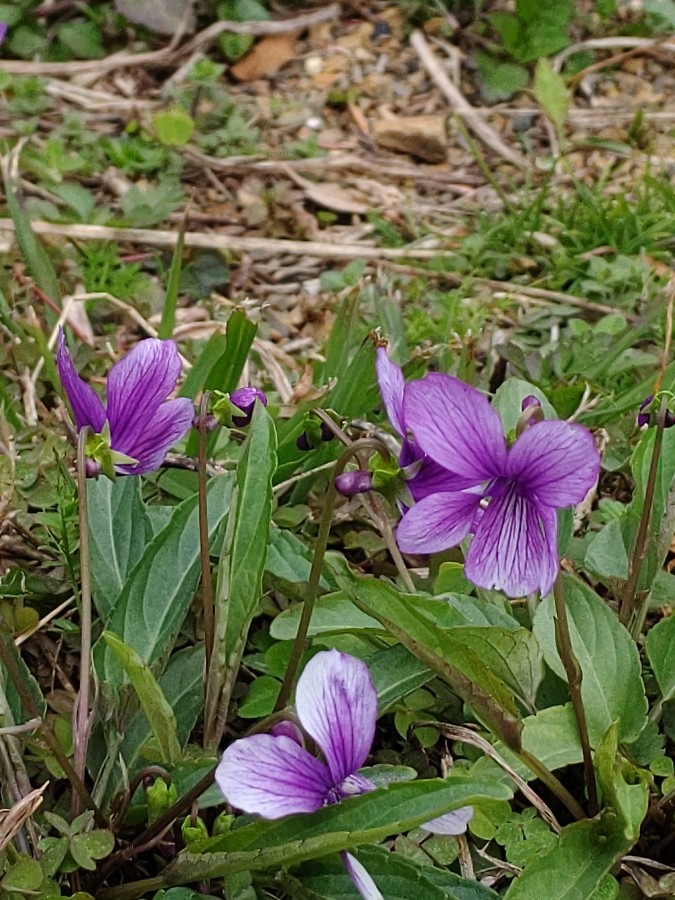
157, 206, 189, 340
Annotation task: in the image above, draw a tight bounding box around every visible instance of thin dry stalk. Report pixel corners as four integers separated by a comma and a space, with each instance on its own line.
410, 30, 529, 170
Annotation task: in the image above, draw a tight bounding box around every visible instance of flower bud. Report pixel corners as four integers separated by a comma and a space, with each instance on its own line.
146, 777, 178, 825
212, 812, 235, 836
230, 387, 267, 427
84, 458, 102, 478
181, 814, 209, 846
637, 395, 675, 429
521, 395, 541, 411
335, 470, 373, 496
296, 418, 335, 451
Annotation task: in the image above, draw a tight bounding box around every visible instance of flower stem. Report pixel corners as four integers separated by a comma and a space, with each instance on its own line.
73, 426, 94, 817
553, 574, 597, 816
0, 635, 104, 825
619, 394, 668, 636
197, 393, 214, 681
274, 438, 392, 712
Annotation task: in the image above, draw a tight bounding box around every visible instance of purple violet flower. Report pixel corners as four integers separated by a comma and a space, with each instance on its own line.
396, 374, 600, 597
0, 23, 7, 45
230, 386, 267, 427
216, 649, 473, 900
57, 330, 194, 476
376, 347, 463, 501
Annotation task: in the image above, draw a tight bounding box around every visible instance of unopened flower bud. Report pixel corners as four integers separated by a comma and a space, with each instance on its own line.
516, 395, 544, 436
212, 812, 235, 836
181, 814, 209, 846
335, 470, 373, 496
638, 395, 675, 429
296, 417, 335, 450
230, 387, 267, 427
192, 412, 218, 432
84, 458, 102, 478
521, 395, 541, 411
270, 720, 303, 744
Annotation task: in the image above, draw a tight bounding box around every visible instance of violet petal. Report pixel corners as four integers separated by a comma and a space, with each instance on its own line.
56, 330, 107, 433
341, 852, 384, 900
508, 419, 599, 508
400, 440, 472, 500
422, 805, 474, 835
404, 374, 507, 486
295, 650, 377, 785
396, 490, 481, 555
106, 339, 182, 453
114, 397, 194, 474
215, 733, 332, 819
375, 346, 406, 436
465, 488, 558, 597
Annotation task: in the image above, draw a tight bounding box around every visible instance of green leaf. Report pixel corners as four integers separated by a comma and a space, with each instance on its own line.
533, 575, 647, 745
163, 777, 513, 884
4, 173, 61, 305
433, 562, 470, 595
270, 592, 383, 639
451, 626, 544, 713
87, 476, 151, 620
491, 378, 557, 434
103, 632, 182, 766
503, 816, 632, 899
334, 571, 523, 751
584, 519, 629, 580
646, 615, 675, 705
265, 528, 338, 593
70, 829, 115, 871
533, 58, 569, 130
1, 855, 44, 891
595, 723, 649, 842
623, 427, 675, 592
111, 646, 204, 803
204, 405, 277, 745
293, 844, 499, 899
237, 674, 280, 718
474, 52, 528, 103
153, 107, 195, 148
158, 208, 189, 339
368, 644, 433, 714
94, 474, 232, 687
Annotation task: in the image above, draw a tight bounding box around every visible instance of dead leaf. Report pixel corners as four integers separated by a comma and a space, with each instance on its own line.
283, 168, 369, 215
230, 33, 298, 82
115, 0, 195, 35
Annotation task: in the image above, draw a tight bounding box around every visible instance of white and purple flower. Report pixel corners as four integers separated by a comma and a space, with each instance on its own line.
396, 373, 600, 598
216, 649, 472, 900
57, 330, 194, 476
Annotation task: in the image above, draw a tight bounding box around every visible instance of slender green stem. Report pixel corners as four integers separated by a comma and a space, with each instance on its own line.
553, 575, 597, 816
274, 438, 391, 712
518, 749, 586, 821
620, 395, 668, 635
73, 426, 93, 817
0, 636, 104, 825
197, 393, 214, 681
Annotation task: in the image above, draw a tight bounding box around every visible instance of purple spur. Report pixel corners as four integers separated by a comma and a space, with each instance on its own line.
396, 373, 600, 598
216, 649, 473, 900
57, 330, 194, 476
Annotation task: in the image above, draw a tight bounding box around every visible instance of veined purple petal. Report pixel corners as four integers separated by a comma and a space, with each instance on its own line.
376, 346, 406, 436
106, 339, 183, 454
465, 486, 558, 597
114, 397, 194, 474
404, 374, 507, 486
422, 805, 474, 835
231, 386, 267, 426
396, 490, 481, 555
507, 420, 600, 508
216, 734, 332, 819
341, 852, 384, 900
270, 720, 304, 744
56, 330, 107, 433
295, 650, 377, 786
400, 440, 472, 500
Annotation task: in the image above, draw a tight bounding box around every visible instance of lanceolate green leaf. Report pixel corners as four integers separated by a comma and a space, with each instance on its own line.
204, 404, 277, 747
334, 572, 523, 751
595, 723, 649, 842
533, 575, 647, 745
102, 632, 181, 767
88, 476, 151, 620
504, 817, 629, 899
94, 474, 232, 687
163, 777, 512, 885
293, 844, 500, 900
646, 614, 675, 706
